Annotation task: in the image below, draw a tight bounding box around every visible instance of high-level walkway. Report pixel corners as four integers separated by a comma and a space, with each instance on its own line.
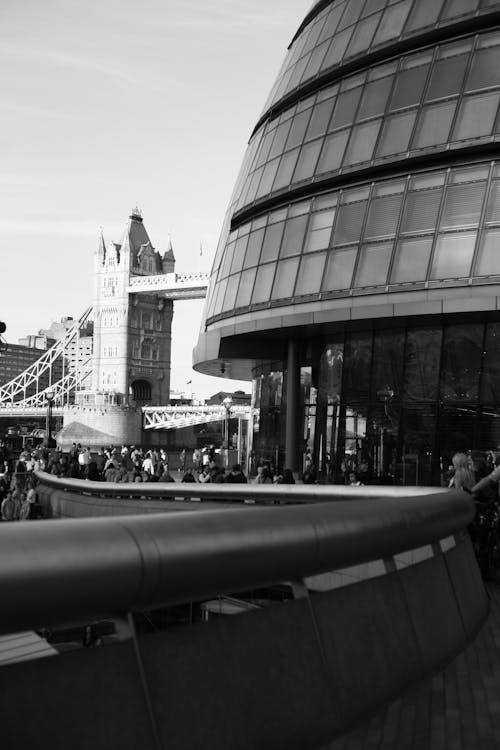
325, 582, 500, 750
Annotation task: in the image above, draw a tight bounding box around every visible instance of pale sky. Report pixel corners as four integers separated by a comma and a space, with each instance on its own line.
1, 0, 311, 398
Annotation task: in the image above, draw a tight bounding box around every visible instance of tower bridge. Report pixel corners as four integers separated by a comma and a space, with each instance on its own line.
0, 209, 214, 446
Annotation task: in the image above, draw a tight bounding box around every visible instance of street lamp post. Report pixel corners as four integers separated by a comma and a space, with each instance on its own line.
44, 386, 56, 449
222, 395, 233, 466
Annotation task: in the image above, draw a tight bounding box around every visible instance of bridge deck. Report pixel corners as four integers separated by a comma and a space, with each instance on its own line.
324, 582, 500, 750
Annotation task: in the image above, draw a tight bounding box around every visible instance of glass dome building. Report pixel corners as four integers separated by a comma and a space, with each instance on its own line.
194, 0, 500, 485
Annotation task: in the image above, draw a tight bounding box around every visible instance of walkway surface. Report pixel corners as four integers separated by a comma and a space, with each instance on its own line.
325, 582, 500, 750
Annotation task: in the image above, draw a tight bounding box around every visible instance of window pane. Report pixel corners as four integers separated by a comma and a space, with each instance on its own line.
334, 200, 368, 244
271, 257, 300, 299
236, 268, 257, 307
222, 275, 240, 312
364, 193, 403, 239
358, 75, 393, 119
425, 55, 468, 101
412, 101, 456, 148
405, 0, 443, 31
344, 119, 381, 165
466, 47, 500, 92
320, 27, 353, 69
229, 235, 249, 274
280, 214, 309, 257
306, 99, 333, 139
273, 148, 300, 191
304, 210, 335, 253
430, 232, 476, 279
481, 323, 500, 402
295, 252, 327, 295
373, 0, 412, 45
243, 227, 265, 268
251, 263, 276, 304
255, 158, 280, 199
453, 92, 500, 140
345, 14, 380, 58
317, 129, 350, 173
354, 242, 392, 286
286, 109, 313, 150
301, 41, 330, 83
389, 66, 429, 110
260, 221, 285, 263
329, 87, 362, 130
485, 181, 500, 223
322, 246, 357, 290
390, 237, 433, 282
440, 323, 482, 402
475, 229, 500, 276
403, 328, 443, 401
268, 121, 292, 160
400, 187, 443, 233
293, 139, 323, 181
440, 182, 487, 229
376, 110, 416, 157
338, 0, 364, 31
441, 0, 479, 20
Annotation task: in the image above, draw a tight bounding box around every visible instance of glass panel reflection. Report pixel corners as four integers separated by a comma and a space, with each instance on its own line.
440, 324, 483, 401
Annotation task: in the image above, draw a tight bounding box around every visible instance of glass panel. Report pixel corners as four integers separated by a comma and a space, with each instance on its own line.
280, 214, 309, 258
440, 182, 487, 229
334, 200, 368, 244
255, 129, 276, 168
430, 232, 476, 279
440, 323, 483, 402
362, 0, 386, 17
301, 41, 330, 83
268, 121, 292, 160
371, 329, 405, 399
441, 0, 479, 19
271, 257, 300, 299
303, 210, 335, 253
272, 148, 300, 191
343, 332, 373, 401
475, 229, 500, 276
391, 237, 433, 282
485, 181, 500, 223
318, 2, 346, 43
221, 275, 240, 312
292, 139, 323, 181
229, 235, 249, 274
345, 14, 380, 58
251, 263, 276, 304
343, 119, 381, 165
403, 328, 442, 401
243, 228, 265, 269
286, 109, 313, 150
322, 246, 357, 290
320, 27, 353, 69
466, 46, 500, 92
405, 0, 443, 31
453, 92, 500, 140
389, 65, 430, 110
412, 100, 456, 148
338, 0, 365, 30
358, 75, 393, 119
317, 129, 350, 173
306, 99, 333, 140
255, 158, 280, 199
481, 323, 500, 402
425, 55, 468, 101
260, 222, 285, 263
354, 242, 393, 286
244, 167, 264, 204
373, 0, 412, 45
212, 278, 228, 316
376, 110, 416, 156
400, 187, 443, 233
364, 193, 403, 238
294, 252, 327, 296
236, 268, 257, 307
329, 87, 362, 130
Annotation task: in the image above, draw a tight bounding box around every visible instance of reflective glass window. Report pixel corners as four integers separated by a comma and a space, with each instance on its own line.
243, 228, 265, 269
271, 257, 301, 299
466, 46, 500, 92
318, 2, 346, 43
430, 232, 476, 279
389, 65, 430, 111
425, 55, 468, 101
293, 139, 323, 182
412, 100, 456, 148
403, 328, 442, 401
280, 214, 309, 258
371, 329, 405, 399
221, 275, 240, 312
273, 148, 300, 192
251, 263, 276, 304
358, 75, 394, 120
294, 252, 327, 296
453, 92, 500, 140
268, 121, 292, 160
376, 110, 416, 157
481, 323, 500, 402
244, 167, 264, 204
364, 193, 403, 238
306, 99, 334, 139
287, 57, 311, 94
440, 324, 483, 402
441, 0, 479, 19
334, 199, 369, 244
330, 87, 362, 130
286, 109, 313, 150
372, 0, 412, 45
343, 332, 373, 401
255, 159, 280, 199
474, 229, 500, 276
212, 278, 228, 316
301, 41, 330, 83
255, 129, 276, 168
338, 0, 365, 31
236, 268, 257, 307
322, 246, 357, 290
229, 235, 249, 274
303, 210, 335, 253
362, 0, 386, 16
485, 181, 500, 223
400, 187, 443, 233
320, 27, 353, 69
390, 237, 433, 282
440, 182, 487, 229
260, 222, 285, 263
345, 14, 380, 58
344, 119, 381, 165
405, 0, 443, 31
354, 242, 393, 286
317, 130, 350, 173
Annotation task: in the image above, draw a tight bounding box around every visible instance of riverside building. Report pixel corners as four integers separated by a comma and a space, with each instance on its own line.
194, 0, 500, 485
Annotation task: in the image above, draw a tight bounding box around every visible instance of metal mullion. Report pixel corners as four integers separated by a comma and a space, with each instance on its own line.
470, 161, 495, 279
350, 184, 375, 289
318, 196, 341, 294
386, 175, 411, 285
424, 170, 450, 285
446, 35, 478, 144
291, 203, 315, 299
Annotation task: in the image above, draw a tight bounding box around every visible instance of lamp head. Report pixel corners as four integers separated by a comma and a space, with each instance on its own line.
44, 386, 55, 403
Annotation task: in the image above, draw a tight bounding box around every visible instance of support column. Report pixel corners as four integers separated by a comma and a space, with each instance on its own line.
285, 338, 301, 474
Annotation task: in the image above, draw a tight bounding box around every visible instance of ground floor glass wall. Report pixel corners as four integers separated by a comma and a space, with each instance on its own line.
251, 317, 500, 485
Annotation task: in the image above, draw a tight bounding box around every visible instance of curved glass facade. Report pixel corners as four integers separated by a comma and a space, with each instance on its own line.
195, 1, 500, 484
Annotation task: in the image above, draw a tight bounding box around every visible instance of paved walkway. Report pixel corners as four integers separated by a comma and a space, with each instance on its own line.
325, 582, 500, 750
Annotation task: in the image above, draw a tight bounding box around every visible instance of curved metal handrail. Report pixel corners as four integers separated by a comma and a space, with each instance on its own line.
0, 487, 474, 634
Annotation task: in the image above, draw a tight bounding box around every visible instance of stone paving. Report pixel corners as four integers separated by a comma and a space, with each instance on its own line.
325, 582, 500, 750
